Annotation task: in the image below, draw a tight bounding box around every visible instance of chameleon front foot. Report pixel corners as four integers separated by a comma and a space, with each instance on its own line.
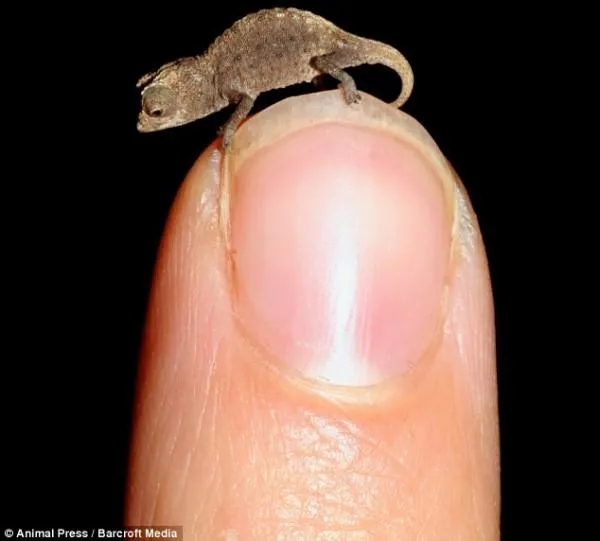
217, 124, 235, 151
218, 94, 256, 151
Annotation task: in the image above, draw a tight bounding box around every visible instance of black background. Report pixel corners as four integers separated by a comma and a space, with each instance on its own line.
5, 1, 566, 538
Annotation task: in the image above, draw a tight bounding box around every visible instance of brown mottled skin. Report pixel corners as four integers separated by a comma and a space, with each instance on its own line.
136, 7, 414, 150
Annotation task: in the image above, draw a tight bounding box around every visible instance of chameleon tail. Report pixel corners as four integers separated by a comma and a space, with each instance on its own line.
365, 39, 414, 108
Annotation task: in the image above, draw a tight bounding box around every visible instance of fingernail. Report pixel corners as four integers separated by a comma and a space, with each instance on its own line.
231, 105, 453, 386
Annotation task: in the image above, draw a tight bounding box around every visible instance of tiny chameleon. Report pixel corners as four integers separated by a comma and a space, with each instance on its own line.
136, 7, 414, 150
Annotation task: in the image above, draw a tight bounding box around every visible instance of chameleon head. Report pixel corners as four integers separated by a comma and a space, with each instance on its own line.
136, 57, 227, 132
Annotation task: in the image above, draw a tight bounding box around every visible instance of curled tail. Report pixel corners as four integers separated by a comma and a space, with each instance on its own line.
363, 39, 414, 108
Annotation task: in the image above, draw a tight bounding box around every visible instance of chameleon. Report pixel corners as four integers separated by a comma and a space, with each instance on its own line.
136, 7, 414, 150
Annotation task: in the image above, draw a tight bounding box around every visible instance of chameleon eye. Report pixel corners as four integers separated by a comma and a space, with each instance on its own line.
142, 86, 176, 118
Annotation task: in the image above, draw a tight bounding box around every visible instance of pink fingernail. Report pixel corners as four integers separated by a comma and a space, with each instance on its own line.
231, 123, 451, 386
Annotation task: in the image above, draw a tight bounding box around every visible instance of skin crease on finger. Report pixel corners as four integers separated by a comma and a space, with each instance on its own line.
126, 92, 499, 540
